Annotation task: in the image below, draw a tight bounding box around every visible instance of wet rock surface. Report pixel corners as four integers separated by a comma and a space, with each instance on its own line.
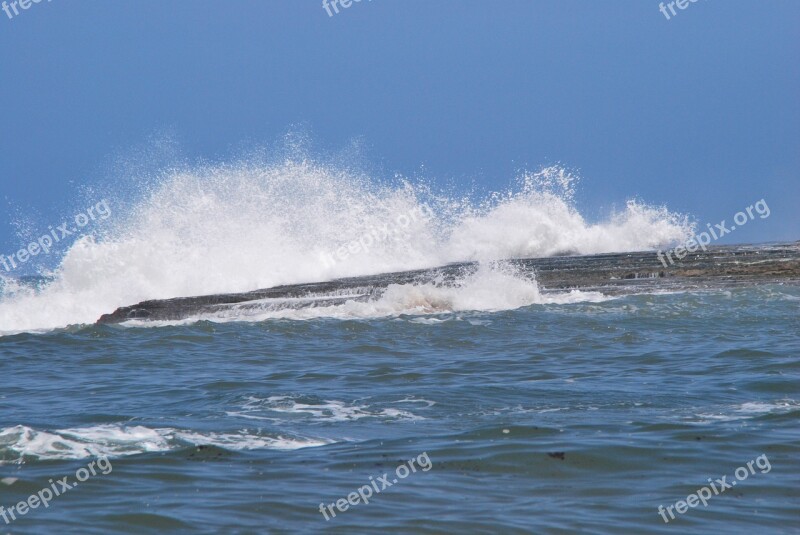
97, 242, 800, 324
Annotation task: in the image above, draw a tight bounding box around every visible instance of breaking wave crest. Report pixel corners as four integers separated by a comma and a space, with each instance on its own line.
0, 141, 694, 334
0, 424, 332, 463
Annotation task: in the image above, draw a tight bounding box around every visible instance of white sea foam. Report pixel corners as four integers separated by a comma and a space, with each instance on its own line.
0, 144, 693, 334
228, 396, 425, 423
691, 399, 799, 423
0, 424, 332, 463
193, 263, 611, 322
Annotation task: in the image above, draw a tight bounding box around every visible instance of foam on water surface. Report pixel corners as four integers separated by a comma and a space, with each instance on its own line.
0, 424, 333, 463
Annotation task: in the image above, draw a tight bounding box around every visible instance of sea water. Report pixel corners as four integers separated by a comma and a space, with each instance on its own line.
0, 153, 797, 533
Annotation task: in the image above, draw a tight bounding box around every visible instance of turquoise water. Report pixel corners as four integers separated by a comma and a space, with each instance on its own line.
1, 284, 798, 533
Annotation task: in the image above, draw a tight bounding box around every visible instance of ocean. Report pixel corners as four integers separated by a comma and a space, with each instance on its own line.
0, 160, 797, 533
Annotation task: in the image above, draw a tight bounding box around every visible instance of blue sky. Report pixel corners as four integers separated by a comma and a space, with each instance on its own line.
1, 0, 798, 257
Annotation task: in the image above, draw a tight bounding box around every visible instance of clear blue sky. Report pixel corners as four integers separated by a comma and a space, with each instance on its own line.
1, 0, 798, 255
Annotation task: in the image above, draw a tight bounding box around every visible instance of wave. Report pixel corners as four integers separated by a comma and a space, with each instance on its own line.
0, 144, 694, 334
227, 395, 428, 423
160, 262, 611, 323
0, 424, 332, 463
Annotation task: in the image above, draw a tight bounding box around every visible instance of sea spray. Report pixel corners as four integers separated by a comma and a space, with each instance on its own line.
0, 148, 693, 334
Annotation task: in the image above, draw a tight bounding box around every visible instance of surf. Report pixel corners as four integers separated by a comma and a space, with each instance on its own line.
0, 143, 696, 335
